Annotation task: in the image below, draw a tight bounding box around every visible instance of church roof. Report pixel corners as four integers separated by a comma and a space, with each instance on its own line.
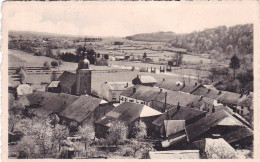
58, 71, 76, 88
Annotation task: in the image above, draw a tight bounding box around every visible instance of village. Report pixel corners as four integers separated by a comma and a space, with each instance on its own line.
8, 33, 254, 159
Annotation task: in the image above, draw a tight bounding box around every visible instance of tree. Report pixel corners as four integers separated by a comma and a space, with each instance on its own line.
43, 61, 50, 70
226, 45, 234, 55
53, 124, 69, 151
51, 61, 58, 68
17, 135, 39, 159
51, 71, 58, 81
107, 121, 128, 147
143, 52, 147, 59
229, 55, 240, 79
132, 121, 147, 141
77, 125, 95, 150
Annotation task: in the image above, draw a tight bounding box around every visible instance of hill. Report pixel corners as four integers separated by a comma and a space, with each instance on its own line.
126, 24, 253, 57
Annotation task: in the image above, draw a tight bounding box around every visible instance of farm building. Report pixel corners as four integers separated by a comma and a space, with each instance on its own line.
26, 92, 79, 118
47, 81, 61, 93
191, 138, 238, 159
120, 85, 217, 113
95, 102, 162, 138
58, 56, 92, 96
132, 75, 157, 87
101, 81, 133, 102
155, 80, 201, 93
152, 105, 207, 138
59, 95, 112, 131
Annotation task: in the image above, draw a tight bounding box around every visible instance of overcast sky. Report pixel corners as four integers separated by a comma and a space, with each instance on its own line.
5, 2, 258, 37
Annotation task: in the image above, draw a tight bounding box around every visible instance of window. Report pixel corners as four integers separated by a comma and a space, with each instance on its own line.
121, 96, 124, 101
241, 110, 244, 115
241, 106, 244, 110
125, 98, 127, 101
129, 99, 134, 102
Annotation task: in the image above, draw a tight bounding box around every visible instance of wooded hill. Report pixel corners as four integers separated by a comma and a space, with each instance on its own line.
126, 24, 253, 57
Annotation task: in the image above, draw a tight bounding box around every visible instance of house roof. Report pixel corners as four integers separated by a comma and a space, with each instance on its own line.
121, 85, 167, 102
217, 91, 243, 105
96, 102, 162, 127
237, 92, 253, 108
222, 126, 253, 144
149, 150, 200, 159
155, 80, 201, 93
58, 71, 77, 88
136, 75, 157, 84
185, 110, 245, 141
60, 95, 102, 123
152, 106, 206, 127
164, 120, 185, 137
48, 81, 60, 88
104, 82, 133, 91
190, 85, 221, 100
205, 138, 236, 157
26, 92, 79, 118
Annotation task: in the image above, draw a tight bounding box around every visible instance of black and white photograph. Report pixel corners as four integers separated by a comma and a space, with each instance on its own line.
2, 1, 259, 160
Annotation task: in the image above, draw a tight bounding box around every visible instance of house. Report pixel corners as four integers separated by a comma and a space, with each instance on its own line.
148, 150, 200, 159
59, 95, 112, 131
152, 106, 207, 138
217, 91, 244, 109
132, 75, 157, 86
58, 56, 92, 96
95, 102, 162, 138
155, 80, 201, 93
26, 92, 79, 118
192, 138, 238, 159
120, 85, 214, 113
47, 81, 60, 93
190, 84, 221, 100
101, 82, 133, 102
17, 84, 33, 96
236, 92, 253, 118
185, 109, 251, 143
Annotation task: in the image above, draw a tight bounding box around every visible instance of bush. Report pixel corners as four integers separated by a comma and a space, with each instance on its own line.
43, 61, 50, 70
106, 121, 128, 147
51, 61, 59, 67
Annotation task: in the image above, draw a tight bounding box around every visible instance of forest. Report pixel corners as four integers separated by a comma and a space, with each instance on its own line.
127, 24, 253, 58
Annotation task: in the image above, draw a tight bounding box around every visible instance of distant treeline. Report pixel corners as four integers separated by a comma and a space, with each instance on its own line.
127, 24, 253, 57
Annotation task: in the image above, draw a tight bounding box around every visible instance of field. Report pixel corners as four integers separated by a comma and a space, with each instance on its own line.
9, 49, 207, 95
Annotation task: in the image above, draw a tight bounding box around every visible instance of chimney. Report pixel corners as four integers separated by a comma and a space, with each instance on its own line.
239, 93, 243, 98
218, 90, 222, 95
207, 89, 211, 93
133, 87, 136, 94
199, 95, 203, 101
182, 82, 185, 88
194, 82, 197, 87
126, 82, 128, 88
177, 102, 180, 111
159, 87, 162, 93
162, 78, 165, 82
212, 105, 215, 113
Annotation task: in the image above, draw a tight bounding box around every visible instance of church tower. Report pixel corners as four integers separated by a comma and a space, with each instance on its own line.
76, 56, 92, 95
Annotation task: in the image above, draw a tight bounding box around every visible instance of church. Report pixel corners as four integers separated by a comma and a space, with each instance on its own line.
48, 56, 92, 96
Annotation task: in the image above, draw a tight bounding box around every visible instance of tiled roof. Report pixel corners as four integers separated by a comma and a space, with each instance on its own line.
152, 106, 206, 127
48, 81, 60, 88
155, 80, 201, 93
222, 126, 253, 144
58, 71, 77, 88
185, 110, 246, 141
96, 102, 162, 127
26, 92, 79, 118
105, 82, 133, 91
217, 91, 244, 105
237, 92, 253, 108
60, 95, 102, 123
139, 76, 157, 84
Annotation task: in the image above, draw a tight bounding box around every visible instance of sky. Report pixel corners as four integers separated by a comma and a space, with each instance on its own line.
4, 2, 259, 37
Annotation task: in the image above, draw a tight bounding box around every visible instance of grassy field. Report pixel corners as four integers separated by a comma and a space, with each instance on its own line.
9, 49, 209, 96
